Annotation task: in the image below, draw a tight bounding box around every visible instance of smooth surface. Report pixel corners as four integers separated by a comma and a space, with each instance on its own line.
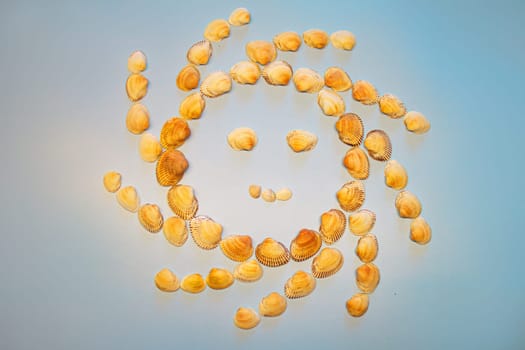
1, 1, 524, 349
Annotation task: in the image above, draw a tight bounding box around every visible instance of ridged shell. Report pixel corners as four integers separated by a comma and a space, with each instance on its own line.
311, 247, 344, 279
187, 40, 212, 65
303, 29, 329, 49
190, 215, 223, 250
234, 307, 260, 330
160, 117, 191, 149
156, 149, 189, 187
127, 50, 147, 73
227, 127, 258, 151
167, 184, 198, 220
395, 190, 422, 219
126, 73, 149, 102
116, 186, 139, 212
248, 184, 261, 199
355, 234, 378, 263
103, 171, 121, 193
162, 216, 188, 247
138, 203, 163, 233
286, 129, 318, 152
176, 64, 200, 91
378, 94, 406, 119
179, 92, 206, 120
262, 60, 293, 86
138, 133, 162, 162
352, 80, 378, 105
275, 188, 292, 201
154, 268, 179, 292
404, 111, 431, 134
255, 237, 290, 267
273, 31, 302, 52
220, 235, 254, 262
348, 209, 376, 236
284, 270, 316, 299
319, 209, 346, 244
335, 113, 363, 146
324, 67, 352, 92
318, 88, 345, 117
364, 130, 392, 161
330, 30, 356, 50
336, 181, 365, 212
290, 229, 322, 262
204, 19, 230, 42
384, 160, 408, 190
233, 259, 263, 282
228, 8, 251, 26
126, 103, 150, 134
346, 293, 369, 317
246, 40, 277, 65
343, 147, 370, 180
410, 217, 432, 245
230, 61, 261, 85
180, 273, 206, 293
200, 71, 232, 98
206, 267, 234, 290
261, 189, 276, 202
293, 68, 324, 93
259, 292, 287, 317
355, 263, 380, 293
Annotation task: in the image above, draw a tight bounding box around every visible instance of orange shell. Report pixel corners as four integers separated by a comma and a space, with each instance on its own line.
220, 235, 254, 262
289, 229, 322, 262
255, 237, 290, 267
319, 209, 346, 244
155, 149, 189, 187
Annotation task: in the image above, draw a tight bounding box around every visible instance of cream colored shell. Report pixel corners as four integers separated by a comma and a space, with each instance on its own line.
395, 190, 422, 219
384, 160, 408, 190
228, 8, 251, 26
127, 50, 147, 73
200, 71, 232, 98
204, 19, 230, 42
273, 31, 302, 51
162, 216, 188, 247
330, 30, 356, 50
230, 61, 261, 85
348, 209, 376, 236
103, 171, 121, 193
126, 73, 149, 102
275, 188, 292, 201
138, 203, 163, 233
293, 68, 324, 93
126, 103, 150, 134
138, 133, 162, 162
116, 185, 139, 212
187, 40, 212, 65
286, 130, 318, 152
318, 88, 345, 117
233, 259, 263, 282
262, 60, 293, 86
227, 127, 258, 151
404, 111, 431, 134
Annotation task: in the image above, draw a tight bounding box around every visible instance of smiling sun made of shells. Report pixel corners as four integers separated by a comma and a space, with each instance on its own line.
103, 7, 432, 330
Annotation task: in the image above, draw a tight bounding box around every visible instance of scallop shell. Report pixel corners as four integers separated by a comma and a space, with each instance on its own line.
125, 73, 149, 102
176, 64, 200, 92
220, 235, 254, 262
154, 268, 179, 292
335, 113, 363, 146
162, 216, 188, 247
352, 80, 378, 105
311, 247, 344, 279
324, 66, 352, 92
355, 263, 380, 293
355, 234, 378, 263
261, 189, 276, 202
318, 88, 345, 117
234, 307, 260, 330
348, 209, 376, 236
203, 19, 230, 42
290, 229, 322, 262
156, 149, 189, 187
167, 184, 198, 220
395, 190, 422, 219
364, 130, 392, 161
330, 30, 356, 50
179, 92, 206, 120
248, 184, 261, 199
404, 111, 431, 134
303, 29, 329, 49
259, 292, 287, 317
127, 50, 147, 73
160, 117, 191, 149
233, 259, 263, 282
378, 94, 406, 119
227, 127, 258, 151
343, 147, 370, 180
230, 61, 261, 85
273, 31, 302, 52
293, 68, 324, 93
262, 60, 293, 86
200, 71, 232, 98
346, 293, 369, 317
138, 203, 163, 233
255, 237, 290, 267
138, 133, 162, 162
187, 40, 212, 65
126, 103, 150, 134
246, 40, 277, 65
286, 129, 318, 152
284, 270, 316, 299
410, 217, 432, 245
190, 215, 223, 250
319, 209, 346, 244
275, 188, 292, 201
228, 7, 251, 26
103, 171, 121, 193
384, 160, 408, 190
336, 181, 365, 212
116, 186, 139, 212
180, 273, 206, 293
206, 267, 234, 290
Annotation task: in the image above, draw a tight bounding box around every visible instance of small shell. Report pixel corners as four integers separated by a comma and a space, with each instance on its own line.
364, 130, 392, 161
126, 103, 150, 134
318, 88, 345, 117
103, 171, 121, 193
227, 127, 258, 151
156, 149, 189, 187
162, 216, 188, 247
303, 29, 329, 49
335, 113, 363, 146
273, 31, 302, 52
187, 40, 213, 65
410, 217, 432, 245
346, 293, 369, 317
127, 50, 147, 73
324, 67, 352, 92
262, 60, 293, 86
395, 190, 422, 219
378, 94, 406, 119
126, 73, 149, 102
284, 270, 316, 299
319, 209, 346, 244
190, 215, 223, 250
289, 229, 322, 262
311, 247, 344, 279
228, 8, 251, 26
286, 129, 318, 152
179, 92, 206, 120
167, 184, 198, 220
160, 117, 191, 149
330, 30, 356, 50
206, 267, 234, 290
180, 273, 206, 293
275, 188, 292, 201
343, 147, 370, 180
176, 64, 200, 92
355, 234, 378, 263
116, 186, 139, 212
200, 71, 232, 98
230, 61, 261, 85
204, 19, 230, 42
261, 189, 276, 203
233, 259, 263, 282
154, 268, 179, 292
404, 111, 431, 134
352, 80, 378, 105
384, 160, 408, 190
255, 237, 290, 267
248, 184, 261, 199
220, 235, 254, 262
234, 307, 260, 330
259, 292, 287, 317
348, 209, 376, 236
138, 133, 162, 162
138, 203, 163, 233
336, 181, 365, 212
356, 263, 380, 293
293, 68, 324, 93
246, 40, 277, 65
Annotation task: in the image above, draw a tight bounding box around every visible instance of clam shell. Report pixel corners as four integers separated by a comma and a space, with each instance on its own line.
187, 40, 212, 65
116, 185, 139, 212
248, 184, 261, 199
378, 94, 406, 119
255, 237, 290, 267
355, 234, 378, 263
275, 188, 292, 201
138, 133, 162, 162
206, 267, 234, 290
180, 273, 206, 293
138, 203, 163, 233
156, 149, 189, 187
190, 215, 223, 250
284, 270, 316, 299
364, 130, 392, 161
395, 190, 422, 219
262, 60, 293, 86
286, 129, 318, 152
318, 88, 345, 117
233, 259, 263, 282
384, 160, 408, 190
126, 73, 149, 102
127, 50, 147, 73
319, 209, 346, 244
228, 7, 251, 26
176, 64, 200, 92
230, 61, 261, 85
290, 229, 322, 262
167, 184, 198, 220
234, 307, 260, 330
324, 66, 352, 92
261, 189, 276, 202
204, 19, 230, 42
259, 292, 287, 317
336, 181, 365, 212
346, 293, 369, 317
227, 127, 258, 151
343, 147, 370, 180
348, 209, 376, 236
273, 31, 302, 52
335, 113, 363, 146
220, 235, 254, 262
355, 263, 380, 293
200, 71, 232, 98
293, 68, 324, 93
154, 268, 179, 292
246, 40, 277, 65
311, 247, 344, 279
410, 217, 432, 245
352, 80, 378, 105
179, 92, 206, 120
404, 111, 431, 134
162, 216, 188, 247
103, 171, 121, 193
160, 117, 191, 149
330, 30, 356, 50
126, 103, 150, 134
303, 29, 329, 49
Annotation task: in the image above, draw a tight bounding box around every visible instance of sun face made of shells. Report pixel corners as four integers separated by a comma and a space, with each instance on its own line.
105, 7, 432, 330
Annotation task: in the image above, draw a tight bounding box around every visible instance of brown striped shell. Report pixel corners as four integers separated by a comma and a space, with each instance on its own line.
335, 113, 363, 146
289, 229, 322, 262
273, 31, 302, 52
262, 60, 293, 86
138, 203, 163, 233
156, 149, 189, 187
246, 40, 277, 65
395, 190, 422, 219
348, 209, 376, 236
336, 181, 365, 212
206, 267, 234, 290
303, 29, 329, 49
180, 273, 206, 293
259, 292, 287, 317
255, 237, 290, 267
311, 247, 344, 278
343, 147, 370, 180
356, 263, 380, 293
324, 67, 352, 92
364, 130, 392, 161
384, 160, 408, 190
162, 216, 188, 247
189, 215, 222, 250
352, 80, 378, 105
187, 40, 212, 65
167, 184, 198, 220
233, 259, 263, 282
220, 235, 254, 262
410, 217, 432, 245
355, 234, 378, 263
378, 94, 406, 119
319, 209, 346, 244
284, 270, 316, 299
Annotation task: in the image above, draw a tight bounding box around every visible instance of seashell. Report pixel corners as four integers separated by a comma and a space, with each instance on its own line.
273, 31, 302, 52
335, 113, 363, 146
246, 40, 277, 65
286, 129, 318, 152
275, 188, 292, 201
343, 147, 370, 180
319, 209, 346, 244
395, 190, 422, 219
261, 189, 276, 202
384, 160, 408, 190
127, 50, 147, 73
203, 19, 230, 42
116, 186, 139, 212
233, 259, 263, 282
230, 61, 261, 85
262, 60, 293, 86
156, 149, 189, 187
138, 133, 162, 162
404, 111, 431, 134
187, 40, 213, 65
234, 307, 260, 330
284, 270, 316, 299
160, 118, 191, 149
220, 235, 254, 262
167, 184, 198, 220
154, 268, 179, 292
200, 71, 232, 98
228, 7, 251, 26
378, 94, 406, 119
293, 68, 324, 93
410, 217, 432, 245
330, 30, 356, 50
355, 234, 378, 263
125, 73, 149, 102
248, 184, 261, 199
180, 273, 206, 293
190, 215, 223, 250
311, 247, 344, 279
318, 88, 345, 117
227, 127, 258, 151
138, 203, 163, 233
179, 92, 206, 120
355, 263, 380, 293
206, 267, 234, 290
176, 64, 200, 91
303, 29, 329, 49
103, 171, 121, 193
162, 216, 188, 247
289, 229, 322, 262
364, 130, 392, 161
346, 293, 369, 317
348, 209, 376, 236
324, 66, 352, 92
259, 292, 287, 317
126, 103, 150, 134
352, 80, 378, 105
255, 237, 290, 267
336, 181, 365, 212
